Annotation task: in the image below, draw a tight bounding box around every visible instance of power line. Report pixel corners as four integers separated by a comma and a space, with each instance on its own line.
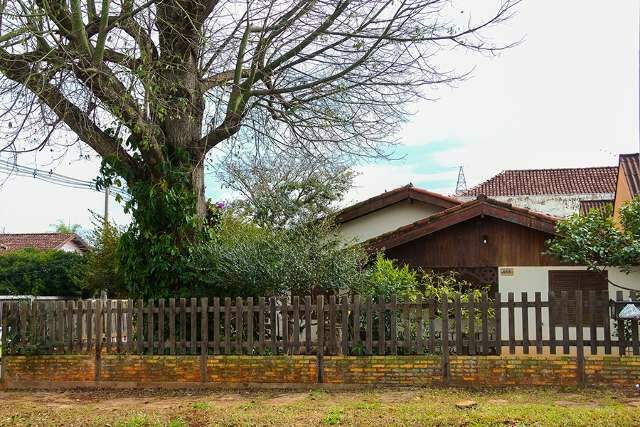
0, 159, 130, 200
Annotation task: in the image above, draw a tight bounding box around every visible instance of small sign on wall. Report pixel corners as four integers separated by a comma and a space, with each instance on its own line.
500, 267, 515, 276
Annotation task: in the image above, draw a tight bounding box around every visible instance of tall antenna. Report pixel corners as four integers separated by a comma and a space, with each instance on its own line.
455, 166, 467, 195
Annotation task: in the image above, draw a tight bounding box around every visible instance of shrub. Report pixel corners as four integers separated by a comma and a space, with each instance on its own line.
0, 249, 87, 296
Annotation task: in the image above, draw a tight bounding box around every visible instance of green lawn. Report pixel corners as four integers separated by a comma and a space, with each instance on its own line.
1, 386, 639, 426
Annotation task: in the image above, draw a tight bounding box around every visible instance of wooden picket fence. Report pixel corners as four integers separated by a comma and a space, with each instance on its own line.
1, 290, 639, 358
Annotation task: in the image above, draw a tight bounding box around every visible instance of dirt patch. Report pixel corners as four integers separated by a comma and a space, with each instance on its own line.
264, 393, 308, 405
377, 390, 418, 403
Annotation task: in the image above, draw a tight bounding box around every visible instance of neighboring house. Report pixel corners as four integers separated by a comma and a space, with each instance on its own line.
458, 167, 618, 218
334, 184, 461, 243
0, 233, 89, 254
613, 153, 640, 222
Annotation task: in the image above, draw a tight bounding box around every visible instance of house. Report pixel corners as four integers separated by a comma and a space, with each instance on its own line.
457, 167, 618, 218
0, 233, 89, 254
334, 184, 461, 243
613, 153, 640, 221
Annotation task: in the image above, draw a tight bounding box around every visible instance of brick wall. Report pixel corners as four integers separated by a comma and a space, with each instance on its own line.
4, 354, 640, 388
100, 355, 200, 383
449, 356, 577, 386
323, 356, 442, 385
585, 356, 640, 386
207, 356, 317, 383
3, 355, 95, 383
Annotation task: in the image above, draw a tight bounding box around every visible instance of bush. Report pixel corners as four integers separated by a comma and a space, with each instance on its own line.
0, 249, 87, 296
84, 214, 126, 298
351, 254, 419, 300
186, 213, 371, 298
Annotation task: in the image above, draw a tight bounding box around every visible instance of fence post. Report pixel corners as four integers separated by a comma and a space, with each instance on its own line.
1, 302, 6, 387
95, 298, 103, 383
200, 297, 208, 383
316, 295, 324, 384
575, 290, 584, 384
441, 296, 449, 382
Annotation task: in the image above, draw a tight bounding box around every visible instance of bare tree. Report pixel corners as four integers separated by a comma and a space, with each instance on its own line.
0, 0, 519, 229
216, 147, 354, 228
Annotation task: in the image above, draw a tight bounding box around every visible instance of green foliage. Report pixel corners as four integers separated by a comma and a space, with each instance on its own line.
98, 154, 214, 298
84, 213, 126, 298
322, 408, 344, 425
50, 219, 82, 234
352, 254, 419, 300
547, 198, 640, 276
187, 212, 370, 298
0, 249, 87, 296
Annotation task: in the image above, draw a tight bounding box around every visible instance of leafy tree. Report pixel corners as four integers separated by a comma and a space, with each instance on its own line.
351, 254, 418, 300
0, 249, 87, 296
50, 220, 82, 234
84, 213, 126, 297
217, 148, 354, 228
547, 198, 640, 287
0, 0, 518, 293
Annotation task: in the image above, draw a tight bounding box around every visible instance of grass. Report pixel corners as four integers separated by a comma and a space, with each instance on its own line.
1, 386, 639, 426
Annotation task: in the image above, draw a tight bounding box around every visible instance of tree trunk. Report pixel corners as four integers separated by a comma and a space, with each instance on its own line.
191, 160, 207, 219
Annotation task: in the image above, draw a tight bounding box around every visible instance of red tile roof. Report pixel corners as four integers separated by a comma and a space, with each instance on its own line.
365, 195, 558, 252
619, 153, 640, 197
0, 233, 89, 253
334, 184, 461, 224
579, 199, 613, 215
461, 167, 618, 197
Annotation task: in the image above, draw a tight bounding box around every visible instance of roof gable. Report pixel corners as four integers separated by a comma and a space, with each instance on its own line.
365, 196, 558, 251
335, 184, 461, 224
0, 233, 89, 253
461, 167, 618, 197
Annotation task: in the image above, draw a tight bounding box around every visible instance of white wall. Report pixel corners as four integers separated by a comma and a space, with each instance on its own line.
337, 199, 443, 243
497, 266, 640, 344
60, 241, 84, 254
458, 193, 614, 218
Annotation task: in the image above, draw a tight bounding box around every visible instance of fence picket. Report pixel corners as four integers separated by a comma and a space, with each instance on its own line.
481, 292, 488, 355
390, 296, 397, 355
341, 296, 349, 355
117, 300, 123, 353
213, 297, 220, 355
158, 299, 165, 355
549, 291, 556, 354
352, 295, 361, 352
561, 291, 569, 354
75, 300, 83, 353
236, 297, 244, 354
576, 290, 584, 383
248, 297, 255, 355
494, 292, 501, 355
428, 298, 436, 354
521, 292, 529, 355
366, 296, 373, 355
455, 294, 463, 354
329, 296, 337, 355
127, 299, 133, 354
534, 292, 542, 355
468, 293, 475, 355
269, 297, 277, 354
147, 299, 154, 355
105, 299, 112, 353
589, 290, 597, 355
403, 297, 411, 354
631, 291, 639, 356
225, 297, 232, 354
317, 295, 324, 357
180, 298, 187, 354
169, 298, 176, 355
603, 290, 612, 355
86, 300, 93, 353
280, 297, 288, 355
416, 295, 424, 355
136, 300, 144, 354
259, 297, 266, 354
616, 291, 625, 356
190, 298, 197, 355
304, 296, 312, 354
508, 293, 515, 354
201, 297, 208, 356
441, 296, 449, 374
292, 296, 299, 355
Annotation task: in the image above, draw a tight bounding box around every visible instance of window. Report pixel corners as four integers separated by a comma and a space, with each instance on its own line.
548, 270, 608, 327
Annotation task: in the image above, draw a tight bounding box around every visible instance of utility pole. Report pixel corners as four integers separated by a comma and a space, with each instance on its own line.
104, 186, 109, 223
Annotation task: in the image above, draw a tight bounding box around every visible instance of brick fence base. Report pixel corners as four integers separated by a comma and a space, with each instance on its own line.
2, 354, 640, 389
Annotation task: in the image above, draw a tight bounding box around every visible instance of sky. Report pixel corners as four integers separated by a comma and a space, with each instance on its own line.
0, 0, 639, 233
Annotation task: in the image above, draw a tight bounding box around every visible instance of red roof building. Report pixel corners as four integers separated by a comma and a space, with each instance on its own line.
0, 233, 89, 254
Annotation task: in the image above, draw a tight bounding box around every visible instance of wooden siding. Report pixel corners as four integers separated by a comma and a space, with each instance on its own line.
385, 216, 560, 269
